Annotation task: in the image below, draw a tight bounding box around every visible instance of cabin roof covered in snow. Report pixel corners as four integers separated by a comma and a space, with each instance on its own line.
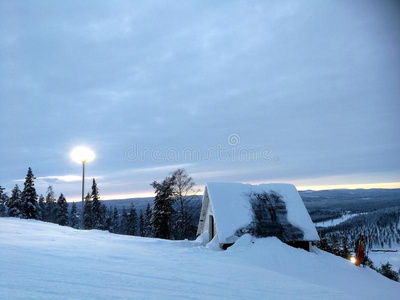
203, 182, 320, 244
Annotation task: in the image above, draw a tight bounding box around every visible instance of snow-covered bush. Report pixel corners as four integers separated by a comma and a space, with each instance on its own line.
378, 262, 399, 282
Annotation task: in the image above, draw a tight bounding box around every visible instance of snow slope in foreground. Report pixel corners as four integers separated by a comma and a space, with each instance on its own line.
0, 218, 399, 300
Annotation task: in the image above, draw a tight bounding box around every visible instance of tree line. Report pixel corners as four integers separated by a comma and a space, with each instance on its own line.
0, 168, 199, 240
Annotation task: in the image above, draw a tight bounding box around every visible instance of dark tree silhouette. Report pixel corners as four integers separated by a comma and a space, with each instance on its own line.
151, 175, 175, 239
21, 167, 38, 219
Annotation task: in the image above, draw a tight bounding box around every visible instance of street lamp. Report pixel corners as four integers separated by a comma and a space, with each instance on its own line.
70, 146, 95, 228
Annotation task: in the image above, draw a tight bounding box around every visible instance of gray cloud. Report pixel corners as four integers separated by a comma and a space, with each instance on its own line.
1, 0, 399, 199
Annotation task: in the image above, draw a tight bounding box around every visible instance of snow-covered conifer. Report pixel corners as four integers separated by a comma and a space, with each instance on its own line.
127, 203, 137, 236
69, 202, 80, 228
139, 210, 145, 237
37, 194, 45, 220
379, 262, 399, 282
119, 207, 128, 235
83, 192, 93, 229
91, 179, 103, 229
110, 206, 119, 233
104, 206, 113, 231
21, 167, 38, 219
45, 186, 57, 222
151, 176, 175, 239
0, 185, 8, 217
144, 203, 153, 237
56, 194, 69, 226
8, 185, 22, 217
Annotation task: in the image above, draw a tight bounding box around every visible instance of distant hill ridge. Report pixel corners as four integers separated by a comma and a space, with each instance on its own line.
73, 188, 400, 220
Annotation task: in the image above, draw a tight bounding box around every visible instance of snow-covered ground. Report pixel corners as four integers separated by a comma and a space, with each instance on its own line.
1, 218, 399, 300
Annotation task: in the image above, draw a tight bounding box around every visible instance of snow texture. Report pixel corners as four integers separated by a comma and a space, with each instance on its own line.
1, 218, 399, 300
204, 182, 319, 244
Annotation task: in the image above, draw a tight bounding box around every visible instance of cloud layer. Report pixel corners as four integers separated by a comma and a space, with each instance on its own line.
1, 0, 399, 199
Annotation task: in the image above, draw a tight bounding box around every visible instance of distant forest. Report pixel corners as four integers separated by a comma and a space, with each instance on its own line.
302, 188, 400, 222
317, 207, 400, 254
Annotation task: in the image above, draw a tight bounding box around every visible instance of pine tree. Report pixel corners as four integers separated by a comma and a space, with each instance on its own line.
342, 236, 350, 259
0, 185, 8, 217
45, 186, 57, 222
110, 206, 120, 233
127, 203, 138, 236
37, 194, 45, 221
56, 194, 69, 226
144, 203, 153, 237
316, 233, 332, 252
91, 179, 103, 229
379, 262, 399, 282
139, 210, 145, 237
69, 202, 80, 229
100, 204, 107, 230
151, 175, 175, 239
119, 207, 128, 235
104, 207, 113, 231
8, 184, 23, 217
83, 192, 93, 229
100, 205, 107, 230
331, 234, 341, 256
21, 167, 38, 219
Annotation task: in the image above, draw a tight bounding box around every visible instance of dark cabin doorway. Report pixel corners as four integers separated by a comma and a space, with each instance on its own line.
209, 215, 215, 242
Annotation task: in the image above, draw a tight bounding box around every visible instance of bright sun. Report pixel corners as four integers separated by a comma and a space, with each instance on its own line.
70, 146, 95, 163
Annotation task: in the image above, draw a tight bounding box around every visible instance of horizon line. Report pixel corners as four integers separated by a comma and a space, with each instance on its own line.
65, 181, 400, 202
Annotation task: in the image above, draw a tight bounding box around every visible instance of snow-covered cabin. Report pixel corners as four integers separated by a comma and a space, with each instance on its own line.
197, 183, 320, 251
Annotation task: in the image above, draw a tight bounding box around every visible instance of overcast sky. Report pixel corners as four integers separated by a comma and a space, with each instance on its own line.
1, 0, 399, 201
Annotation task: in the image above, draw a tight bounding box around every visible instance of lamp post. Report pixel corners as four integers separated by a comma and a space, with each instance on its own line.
70, 146, 95, 228
81, 160, 86, 228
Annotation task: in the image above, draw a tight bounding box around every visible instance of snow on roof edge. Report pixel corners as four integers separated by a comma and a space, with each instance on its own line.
205, 182, 320, 243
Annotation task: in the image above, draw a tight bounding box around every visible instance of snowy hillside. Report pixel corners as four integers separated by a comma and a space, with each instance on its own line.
0, 218, 399, 300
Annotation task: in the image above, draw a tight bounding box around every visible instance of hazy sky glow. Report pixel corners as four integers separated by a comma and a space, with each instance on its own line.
1, 0, 399, 201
